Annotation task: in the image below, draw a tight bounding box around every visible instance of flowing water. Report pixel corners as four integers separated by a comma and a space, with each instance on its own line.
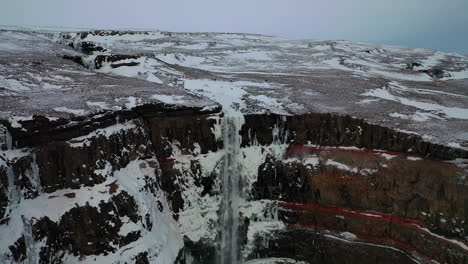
219, 116, 244, 264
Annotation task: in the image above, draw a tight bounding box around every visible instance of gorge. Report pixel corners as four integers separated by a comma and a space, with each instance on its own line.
0, 28, 468, 264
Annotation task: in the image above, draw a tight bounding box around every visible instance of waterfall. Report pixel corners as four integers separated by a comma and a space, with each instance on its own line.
219, 115, 244, 264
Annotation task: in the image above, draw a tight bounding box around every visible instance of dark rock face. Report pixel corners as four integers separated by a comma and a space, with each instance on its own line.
241, 113, 468, 160
175, 237, 217, 264
1, 109, 467, 263
251, 227, 424, 264
8, 236, 26, 263
420, 68, 451, 79
94, 55, 140, 69
145, 113, 220, 157
0, 165, 9, 219
62, 55, 84, 67
253, 154, 314, 203
74, 41, 107, 55
250, 143, 467, 263
33, 192, 140, 262
34, 119, 151, 193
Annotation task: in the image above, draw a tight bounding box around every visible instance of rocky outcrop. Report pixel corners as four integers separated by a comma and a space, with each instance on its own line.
241, 113, 468, 160
2, 107, 468, 264
250, 227, 427, 264
0, 103, 222, 263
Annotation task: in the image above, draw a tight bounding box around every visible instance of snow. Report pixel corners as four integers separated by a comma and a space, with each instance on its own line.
125, 96, 140, 109
184, 79, 271, 115
380, 153, 397, 160
0, 176, 116, 259
86, 101, 118, 111
57, 159, 184, 264
325, 159, 376, 176
325, 159, 358, 173
146, 73, 163, 84
362, 86, 468, 120
0, 77, 30, 92
151, 94, 186, 105
67, 121, 138, 148
448, 142, 464, 149
7, 116, 33, 128
80, 31, 163, 43
389, 112, 442, 122
94, 56, 162, 79
340, 231, 358, 240
168, 143, 221, 243
249, 94, 283, 110
155, 53, 206, 67
240, 200, 285, 259
227, 50, 274, 61
417, 226, 468, 251
53, 106, 87, 116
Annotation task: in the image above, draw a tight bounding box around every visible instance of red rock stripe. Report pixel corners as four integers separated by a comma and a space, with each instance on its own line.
279, 201, 468, 252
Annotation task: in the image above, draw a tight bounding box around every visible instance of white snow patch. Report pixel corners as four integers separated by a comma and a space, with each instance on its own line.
67, 121, 137, 148
53, 106, 87, 116
0, 78, 30, 92
363, 86, 468, 119
184, 79, 271, 115
151, 94, 185, 105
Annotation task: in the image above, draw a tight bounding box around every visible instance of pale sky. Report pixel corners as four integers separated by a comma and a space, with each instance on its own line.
1, 0, 467, 54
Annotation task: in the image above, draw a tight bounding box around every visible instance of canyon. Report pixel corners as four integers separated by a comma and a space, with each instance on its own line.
0, 27, 468, 263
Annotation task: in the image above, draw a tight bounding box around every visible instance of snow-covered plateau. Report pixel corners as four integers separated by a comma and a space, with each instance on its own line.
0, 27, 467, 264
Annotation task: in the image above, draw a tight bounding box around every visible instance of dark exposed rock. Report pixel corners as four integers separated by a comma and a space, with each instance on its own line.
405, 62, 422, 69
241, 113, 468, 160
419, 68, 451, 79
62, 55, 84, 67
249, 227, 427, 264
33, 191, 140, 262
8, 236, 26, 262
34, 119, 152, 193
175, 237, 216, 264
75, 41, 106, 55
134, 251, 149, 264
0, 165, 8, 219
253, 154, 314, 203
94, 54, 140, 69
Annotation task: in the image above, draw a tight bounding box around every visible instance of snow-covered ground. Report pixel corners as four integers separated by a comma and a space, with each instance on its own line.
15, 27, 464, 150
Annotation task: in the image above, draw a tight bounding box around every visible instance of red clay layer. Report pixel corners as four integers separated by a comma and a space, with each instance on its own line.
158, 157, 175, 164
106, 180, 119, 194
279, 201, 468, 253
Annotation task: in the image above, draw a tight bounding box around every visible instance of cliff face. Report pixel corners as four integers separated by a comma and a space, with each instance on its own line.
1, 28, 468, 264
1, 106, 468, 264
